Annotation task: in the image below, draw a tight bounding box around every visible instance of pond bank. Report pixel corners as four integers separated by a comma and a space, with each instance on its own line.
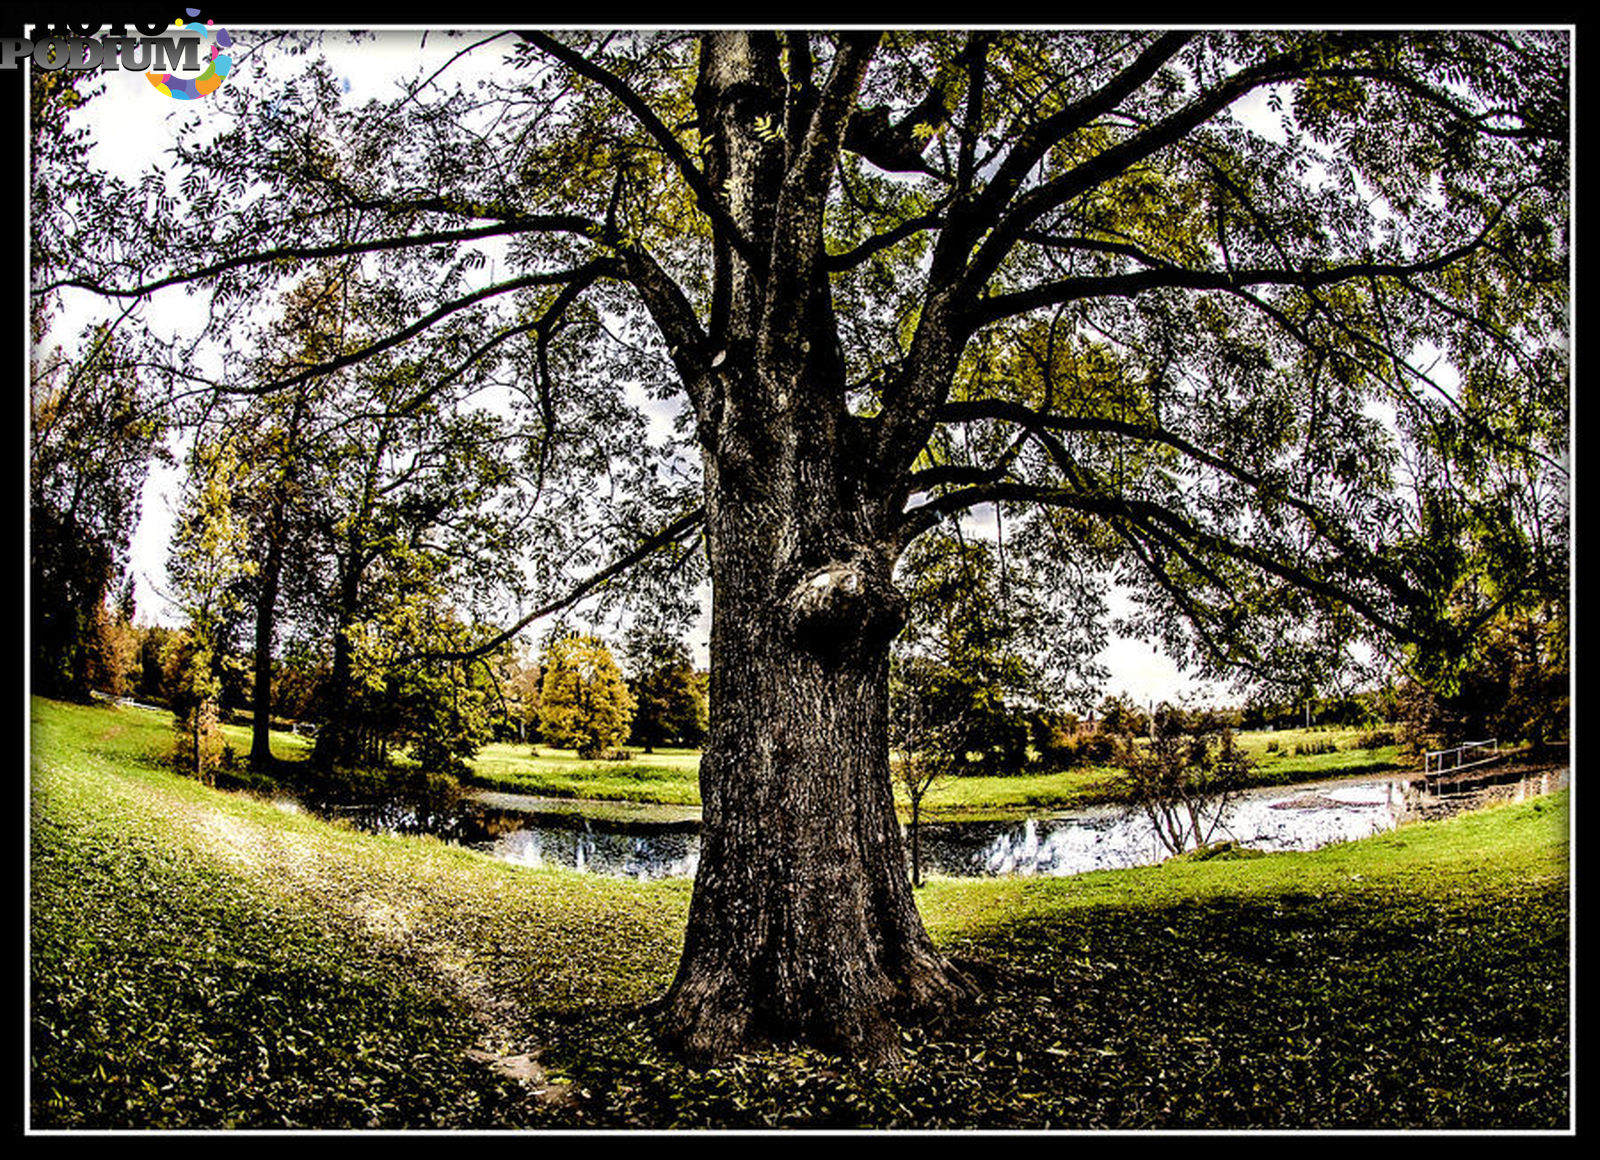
282, 763, 1569, 882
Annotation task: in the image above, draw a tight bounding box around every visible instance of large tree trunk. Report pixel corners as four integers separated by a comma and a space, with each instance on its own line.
649, 31, 975, 1065
657, 461, 976, 1066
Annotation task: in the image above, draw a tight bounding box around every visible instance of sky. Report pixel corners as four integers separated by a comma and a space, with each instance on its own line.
39, 26, 1286, 708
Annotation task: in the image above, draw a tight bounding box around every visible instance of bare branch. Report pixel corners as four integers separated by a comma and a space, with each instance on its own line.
423, 506, 706, 662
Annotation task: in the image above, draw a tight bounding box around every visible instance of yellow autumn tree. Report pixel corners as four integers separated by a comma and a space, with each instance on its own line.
166, 434, 256, 784
537, 634, 636, 760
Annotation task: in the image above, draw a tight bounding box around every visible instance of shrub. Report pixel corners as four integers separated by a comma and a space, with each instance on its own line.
1110, 704, 1256, 856
1294, 738, 1338, 756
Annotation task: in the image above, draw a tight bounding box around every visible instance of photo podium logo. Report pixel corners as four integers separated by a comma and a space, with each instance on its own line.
5, 8, 235, 100
147, 10, 233, 99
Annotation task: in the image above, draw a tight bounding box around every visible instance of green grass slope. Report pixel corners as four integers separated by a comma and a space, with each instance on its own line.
29, 697, 1569, 1129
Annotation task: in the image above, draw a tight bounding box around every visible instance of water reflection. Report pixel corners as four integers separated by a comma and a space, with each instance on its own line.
922, 780, 1408, 878
488, 825, 698, 879
286, 791, 702, 879
284, 767, 1564, 881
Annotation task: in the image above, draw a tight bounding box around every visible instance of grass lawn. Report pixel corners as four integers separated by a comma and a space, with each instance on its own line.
468, 740, 703, 805
1238, 724, 1408, 782
458, 723, 1408, 822
29, 696, 1569, 1129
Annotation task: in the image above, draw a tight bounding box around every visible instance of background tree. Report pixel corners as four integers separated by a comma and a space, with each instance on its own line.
538, 634, 638, 759
166, 436, 256, 784
30, 323, 165, 700
41, 28, 1568, 1065
228, 269, 351, 768
1096, 693, 1151, 740
1386, 384, 1568, 752
894, 523, 1107, 775
349, 593, 503, 775
625, 634, 709, 751
492, 643, 545, 743
29, 68, 168, 702
129, 624, 180, 706
297, 287, 530, 772
1111, 704, 1255, 857
889, 656, 968, 888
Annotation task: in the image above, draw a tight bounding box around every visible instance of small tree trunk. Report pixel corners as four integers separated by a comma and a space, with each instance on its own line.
910, 791, 923, 888
249, 526, 285, 769
313, 561, 362, 771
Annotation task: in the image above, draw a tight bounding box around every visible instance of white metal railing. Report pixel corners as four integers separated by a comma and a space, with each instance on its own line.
1424, 738, 1500, 778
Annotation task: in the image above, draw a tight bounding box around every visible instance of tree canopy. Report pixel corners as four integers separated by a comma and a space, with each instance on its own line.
32, 27, 1569, 1065
538, 633, 638, 758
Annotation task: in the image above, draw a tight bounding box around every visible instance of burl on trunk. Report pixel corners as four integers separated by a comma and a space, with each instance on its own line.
657, 454, 976, 1066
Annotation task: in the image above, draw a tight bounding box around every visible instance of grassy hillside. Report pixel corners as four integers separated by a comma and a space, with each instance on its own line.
29, 697, 1568, 1129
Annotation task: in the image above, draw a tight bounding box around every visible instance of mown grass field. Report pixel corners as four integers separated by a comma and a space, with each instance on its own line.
29, 697, 1568, 1129
469, 741, 703, 805
463, 722, 1408, 822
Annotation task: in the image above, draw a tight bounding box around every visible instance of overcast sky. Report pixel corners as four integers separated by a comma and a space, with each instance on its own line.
41, 27, 1287, 707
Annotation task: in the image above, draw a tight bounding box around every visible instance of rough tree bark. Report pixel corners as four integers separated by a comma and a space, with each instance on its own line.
658, 442, 975, 1064
650, 32, 976, 1066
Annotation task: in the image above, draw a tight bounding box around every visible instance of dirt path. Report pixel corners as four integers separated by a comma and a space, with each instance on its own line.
171, 790, 577, 1108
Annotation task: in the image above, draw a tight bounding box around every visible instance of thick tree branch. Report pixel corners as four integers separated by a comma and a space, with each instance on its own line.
34, 215, 600, 299
422, 505, 706, 662
935, 396, 1416, 594
876, 45, 1318, 486
615, 246, 713, 418
901, 480, 1423, 645
761, 33, 880, 373
517, 31, 759, 265
782, 30, 817, 145
950, 34, 991, 197
840, 35, 960, 178
968, 32, 1193, 234
971, 215, 1506, 325
959, 46, 1318, 298
824, 211, 945, 271
230, 262, 620, 397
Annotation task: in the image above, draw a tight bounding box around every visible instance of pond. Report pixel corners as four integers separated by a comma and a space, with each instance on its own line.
275, 765, 1567, 881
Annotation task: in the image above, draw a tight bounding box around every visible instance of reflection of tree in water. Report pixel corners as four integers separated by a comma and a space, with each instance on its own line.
486, 824, 698, 879
289, 767, 1564, 881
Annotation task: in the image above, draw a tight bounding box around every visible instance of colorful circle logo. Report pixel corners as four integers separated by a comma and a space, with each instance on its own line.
148, 9, 233, 100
